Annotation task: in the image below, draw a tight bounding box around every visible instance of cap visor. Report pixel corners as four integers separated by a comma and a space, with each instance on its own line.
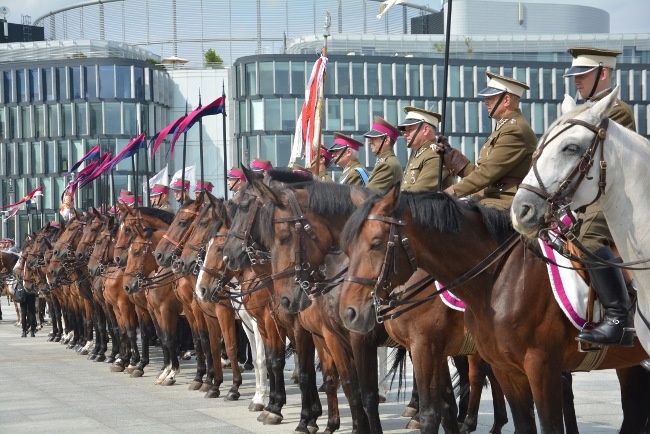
477, 86, 505, 97
328, 144, 348, 152
397, 118, 423, 130
363, 129, 387, 138
563, 66, 597, 77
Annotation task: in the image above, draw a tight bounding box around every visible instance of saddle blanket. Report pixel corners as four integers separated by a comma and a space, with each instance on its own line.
438, 241, 598, 330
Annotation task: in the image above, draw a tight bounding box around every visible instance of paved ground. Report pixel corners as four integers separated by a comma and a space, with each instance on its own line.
0, 302, 626, 433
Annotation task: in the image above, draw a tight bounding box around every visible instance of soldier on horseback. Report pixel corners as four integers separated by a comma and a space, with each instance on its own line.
227, 167, 247, 201
150, 184, 173, 212
328, 133, 369, 186
311, 145, 334, 183
171, 179, 190, 204
563, 47, 636, 347
364, 116, 403, 192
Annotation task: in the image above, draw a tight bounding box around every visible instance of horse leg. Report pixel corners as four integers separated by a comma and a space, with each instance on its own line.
454, 355, 470, 426
81, 298, 94, 355
411, 347, 445, 433
186, 303, 207, 390
260, 309, 287, 422
88, 300, 103, 360
293, 323, 320, 433
525, 355, 565, 434
131, 307, 152, 377
204, 313, 223, 398
350, 333, 383, 434
491, 365, 537, 433
560, 372, 578, 434
313, 333, 340, 434
218, 305, 241, 400
123, 304, 139, 374
104, 302, 120, 363
616, 366, 650, 434
484, 364, 509, 434
239, 308, 268, 409
460, 355, 488, 434
197, 316, 213, 393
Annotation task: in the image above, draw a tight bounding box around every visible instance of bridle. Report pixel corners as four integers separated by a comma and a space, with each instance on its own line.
519, 117, 609, 240
268, 188, 330, 294
161, 206, 201, 264
228, 193, 271, 265
184, 203, 221, 274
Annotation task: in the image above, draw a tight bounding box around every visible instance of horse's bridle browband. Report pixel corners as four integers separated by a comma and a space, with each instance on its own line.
519, 118, 609, 234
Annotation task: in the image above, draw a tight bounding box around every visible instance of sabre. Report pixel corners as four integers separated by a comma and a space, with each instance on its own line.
437, 0, 453, 192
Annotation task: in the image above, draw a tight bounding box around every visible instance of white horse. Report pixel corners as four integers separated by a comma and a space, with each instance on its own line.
511, 85, 650, 356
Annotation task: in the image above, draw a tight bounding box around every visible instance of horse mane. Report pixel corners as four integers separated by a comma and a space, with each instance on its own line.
465, 200, 515, 244
258, 200, 276, 248
137, 207, 175, 225
268, 168, 314, 184
304, 182, 358, 217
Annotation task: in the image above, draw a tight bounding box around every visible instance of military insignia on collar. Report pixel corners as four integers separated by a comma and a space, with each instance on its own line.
496, 118, 508, 130
510, 119, 517, 124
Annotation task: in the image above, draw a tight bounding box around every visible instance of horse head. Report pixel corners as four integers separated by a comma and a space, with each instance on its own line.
123, 224, 160, 295
87, 216, 116, 277
74, 208, 105, 263
178, 194, 225, 275
49, 213, 90, 280
511, 87, 620, 238
223, 176, 263, 271
154, 195, 204, 270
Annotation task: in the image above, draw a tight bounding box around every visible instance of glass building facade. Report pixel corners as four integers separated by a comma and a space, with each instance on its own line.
233, 53, 649, 179
0, 44, 172, 243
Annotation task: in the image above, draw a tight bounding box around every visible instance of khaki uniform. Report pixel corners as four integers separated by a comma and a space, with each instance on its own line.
452, 109, 537, 210
579, 89, 636, 252
154, 202, 174, 213
366, 150, 403, 193
402, 141, 452, 192
339, 160, 368, 186
316, 170, 334, 183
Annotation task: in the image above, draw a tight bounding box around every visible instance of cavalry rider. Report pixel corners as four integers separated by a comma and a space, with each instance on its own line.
328, 132, 369, 186
194, 181, 214, 200
311, 145, 334, 183
398, 107, 452, 192
118, 190, 142, 207
291, 164, 313, 179
171, 179, 191, 205
1, 238, 19, 254
437, 72, 537, 210
227, 167, 247, 200
564, 47, 637, 347
251, 158, 273, 184
364, 116, 403, 192
149, 184, 173, 212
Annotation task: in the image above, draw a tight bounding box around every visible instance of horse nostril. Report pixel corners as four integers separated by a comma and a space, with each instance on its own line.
279, 296, 291, 309
199, 287, 207, 299
346, 307, 357, 322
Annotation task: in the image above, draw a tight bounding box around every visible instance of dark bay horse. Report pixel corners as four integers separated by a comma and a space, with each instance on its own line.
339, 186, 650, 433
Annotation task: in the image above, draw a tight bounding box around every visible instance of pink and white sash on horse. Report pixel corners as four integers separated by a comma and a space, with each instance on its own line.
539, 239, 601, 330
439, 281, 466, 311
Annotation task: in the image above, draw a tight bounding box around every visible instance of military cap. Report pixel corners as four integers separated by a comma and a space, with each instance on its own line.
195, 181, 214, 193
564, 47, 621, 77
120, 194, 142, 206
251, 158, 273, 172
170, 179, 190, 191
398, 106, 442, 130
119, 189, 133, 198
150, 184, 170, 196
364, 116, 400, 141
227, 167, 247, 181
478, 72, 530, 98
329, 132, 364, 152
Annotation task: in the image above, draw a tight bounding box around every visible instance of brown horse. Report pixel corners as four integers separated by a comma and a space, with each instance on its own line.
339, 186, 650, 433
153, 195, 243, 400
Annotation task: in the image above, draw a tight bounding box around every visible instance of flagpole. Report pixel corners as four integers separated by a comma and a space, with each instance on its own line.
142, 122, 151, 206
181, 102, 189, 203
198, 90, 204, 195
111, 172, 116, 209
40, 180, 44, 227
438, 0, 453, 192
310, 12, 330, 175
222, 81, 228, 197
132, 154, 138, 206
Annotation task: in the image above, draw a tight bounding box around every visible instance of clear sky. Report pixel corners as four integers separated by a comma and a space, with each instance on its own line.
2, 0, 649, 34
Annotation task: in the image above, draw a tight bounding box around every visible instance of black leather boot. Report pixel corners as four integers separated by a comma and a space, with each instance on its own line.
21, 330, 27, 338
576, 246, 635, 347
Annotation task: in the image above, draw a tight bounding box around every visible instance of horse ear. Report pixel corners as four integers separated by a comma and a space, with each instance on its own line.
92, 207, 100, 217
376, 183, 401, 216
561, 94, 576, 115
251, 177, 283, 207
591, 85, 620, 121
133, 224, 145, 239
350, 186, 369, 208
74, 209, 83, 220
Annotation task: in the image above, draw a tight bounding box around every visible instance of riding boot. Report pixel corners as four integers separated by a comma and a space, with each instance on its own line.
576, 246, 635, 347
30, 330, 36, 337
21, 330, 27, 338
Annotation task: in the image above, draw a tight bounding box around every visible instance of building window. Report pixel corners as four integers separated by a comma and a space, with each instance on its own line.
276, 135, 291, 167
99, 65, 116, 98
71, 140, 84, 166
366, 63, 379, 95
352, 63, 364, 95
76, 103, 87, 136
337, 62, 350, 95
56, 67, 67, 100
239, 100, 247, 132
250, 100, 263, 131
116, 65, 131, 99
16, 69, 26, 103
327, 99, 341, 130
0, 107, 4, 139
342, 99, 355, 131
29, 69, 39, 101
281, 99, 295, 130
89, 103, 102, 135
134, 67, 144, 100
264, 99, 281, 131
105, 102, 121, 134
8, 106, 17, 140
290, 62, 305, 95
123, 103, 137, 135
42, 68, 54, 101
467, 102, 479, 134
18, 143, 28, 175
31, 142, 42, 174
43, 141, 54, 174
357, 99, 370, 132
463, 66, 474, 99
42, 178, 52, 209
57, 141, 68, 174
275, 62, 289, 95
380, 64, 392, 96
245, 63, 257, 96
260, 136, 274, 162
453, 101, 465, 133
62, 104, 73, 136
259, 62, 274, 94
3, 71, 12, 103
85, 66, 97, 99
449, 66, 460, 98
529, 69, 539, 99
408, 65, 420, 97
70, 66, 81, 99
21, 106, 31, 139
394, 64, 406, 96
4, 143, 13, 176
48, 105, 59, 137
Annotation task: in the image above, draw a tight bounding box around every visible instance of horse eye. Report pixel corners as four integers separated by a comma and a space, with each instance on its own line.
562, 144, 579, 154
279, 235, 291, 245
370, 240, 382, 251
216, 246, 224, 253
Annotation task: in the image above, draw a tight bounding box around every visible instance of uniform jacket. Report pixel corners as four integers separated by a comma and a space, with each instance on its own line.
366, 150, 403, 192
154, 202, 174, 213
316, 170, 334, 183
402, 141, 452, 192
339, 160, 368, 186
589, 88, 636, 131
453, 109, 537, 209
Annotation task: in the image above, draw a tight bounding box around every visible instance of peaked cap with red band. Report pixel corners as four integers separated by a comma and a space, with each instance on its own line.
329, 132, 364, 152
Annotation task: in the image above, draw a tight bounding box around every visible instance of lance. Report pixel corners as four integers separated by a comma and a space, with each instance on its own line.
40, 180, 44, 227
180, 101, 189, 203
309, 11, 330, 175
142, 122, 151, 206
222, 81, 228, 197
198, 90, 204, 194
132, 154, 138, 207
438, 0, 453, 191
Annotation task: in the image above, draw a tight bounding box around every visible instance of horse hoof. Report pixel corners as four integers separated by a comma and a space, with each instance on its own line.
199, 383, 212, 392
263, 412, 284, 425
94, 354, 106, 363
47, 336, 55, 342
188, 381, 203, 391
224, 391, 240, 401
257, 411, 270, 422
406, 419, 421, 430
87, 353, 97, 361
66, 343, 75, 349
110, 365, 125, 373
130, 369, 144, 378
80, 348, 90, 356
204, 388, 220, 398
248, 402, 265, 412
105, 356, 116, 364
379, 394, 387, 403
402, 406, 418, 418
162, 378, 176, 386
307, 422, 319, 434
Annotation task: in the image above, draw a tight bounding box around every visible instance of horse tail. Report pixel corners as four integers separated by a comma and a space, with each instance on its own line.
385, 347, 407, 400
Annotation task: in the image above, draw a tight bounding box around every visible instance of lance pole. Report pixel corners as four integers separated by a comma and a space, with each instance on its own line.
309, 11, 330, 175
222, 81, 228, 197
198, 90, 204, 194
181, 102, 189, 203
438, 0, 453, 191
142, 122, 151, 206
